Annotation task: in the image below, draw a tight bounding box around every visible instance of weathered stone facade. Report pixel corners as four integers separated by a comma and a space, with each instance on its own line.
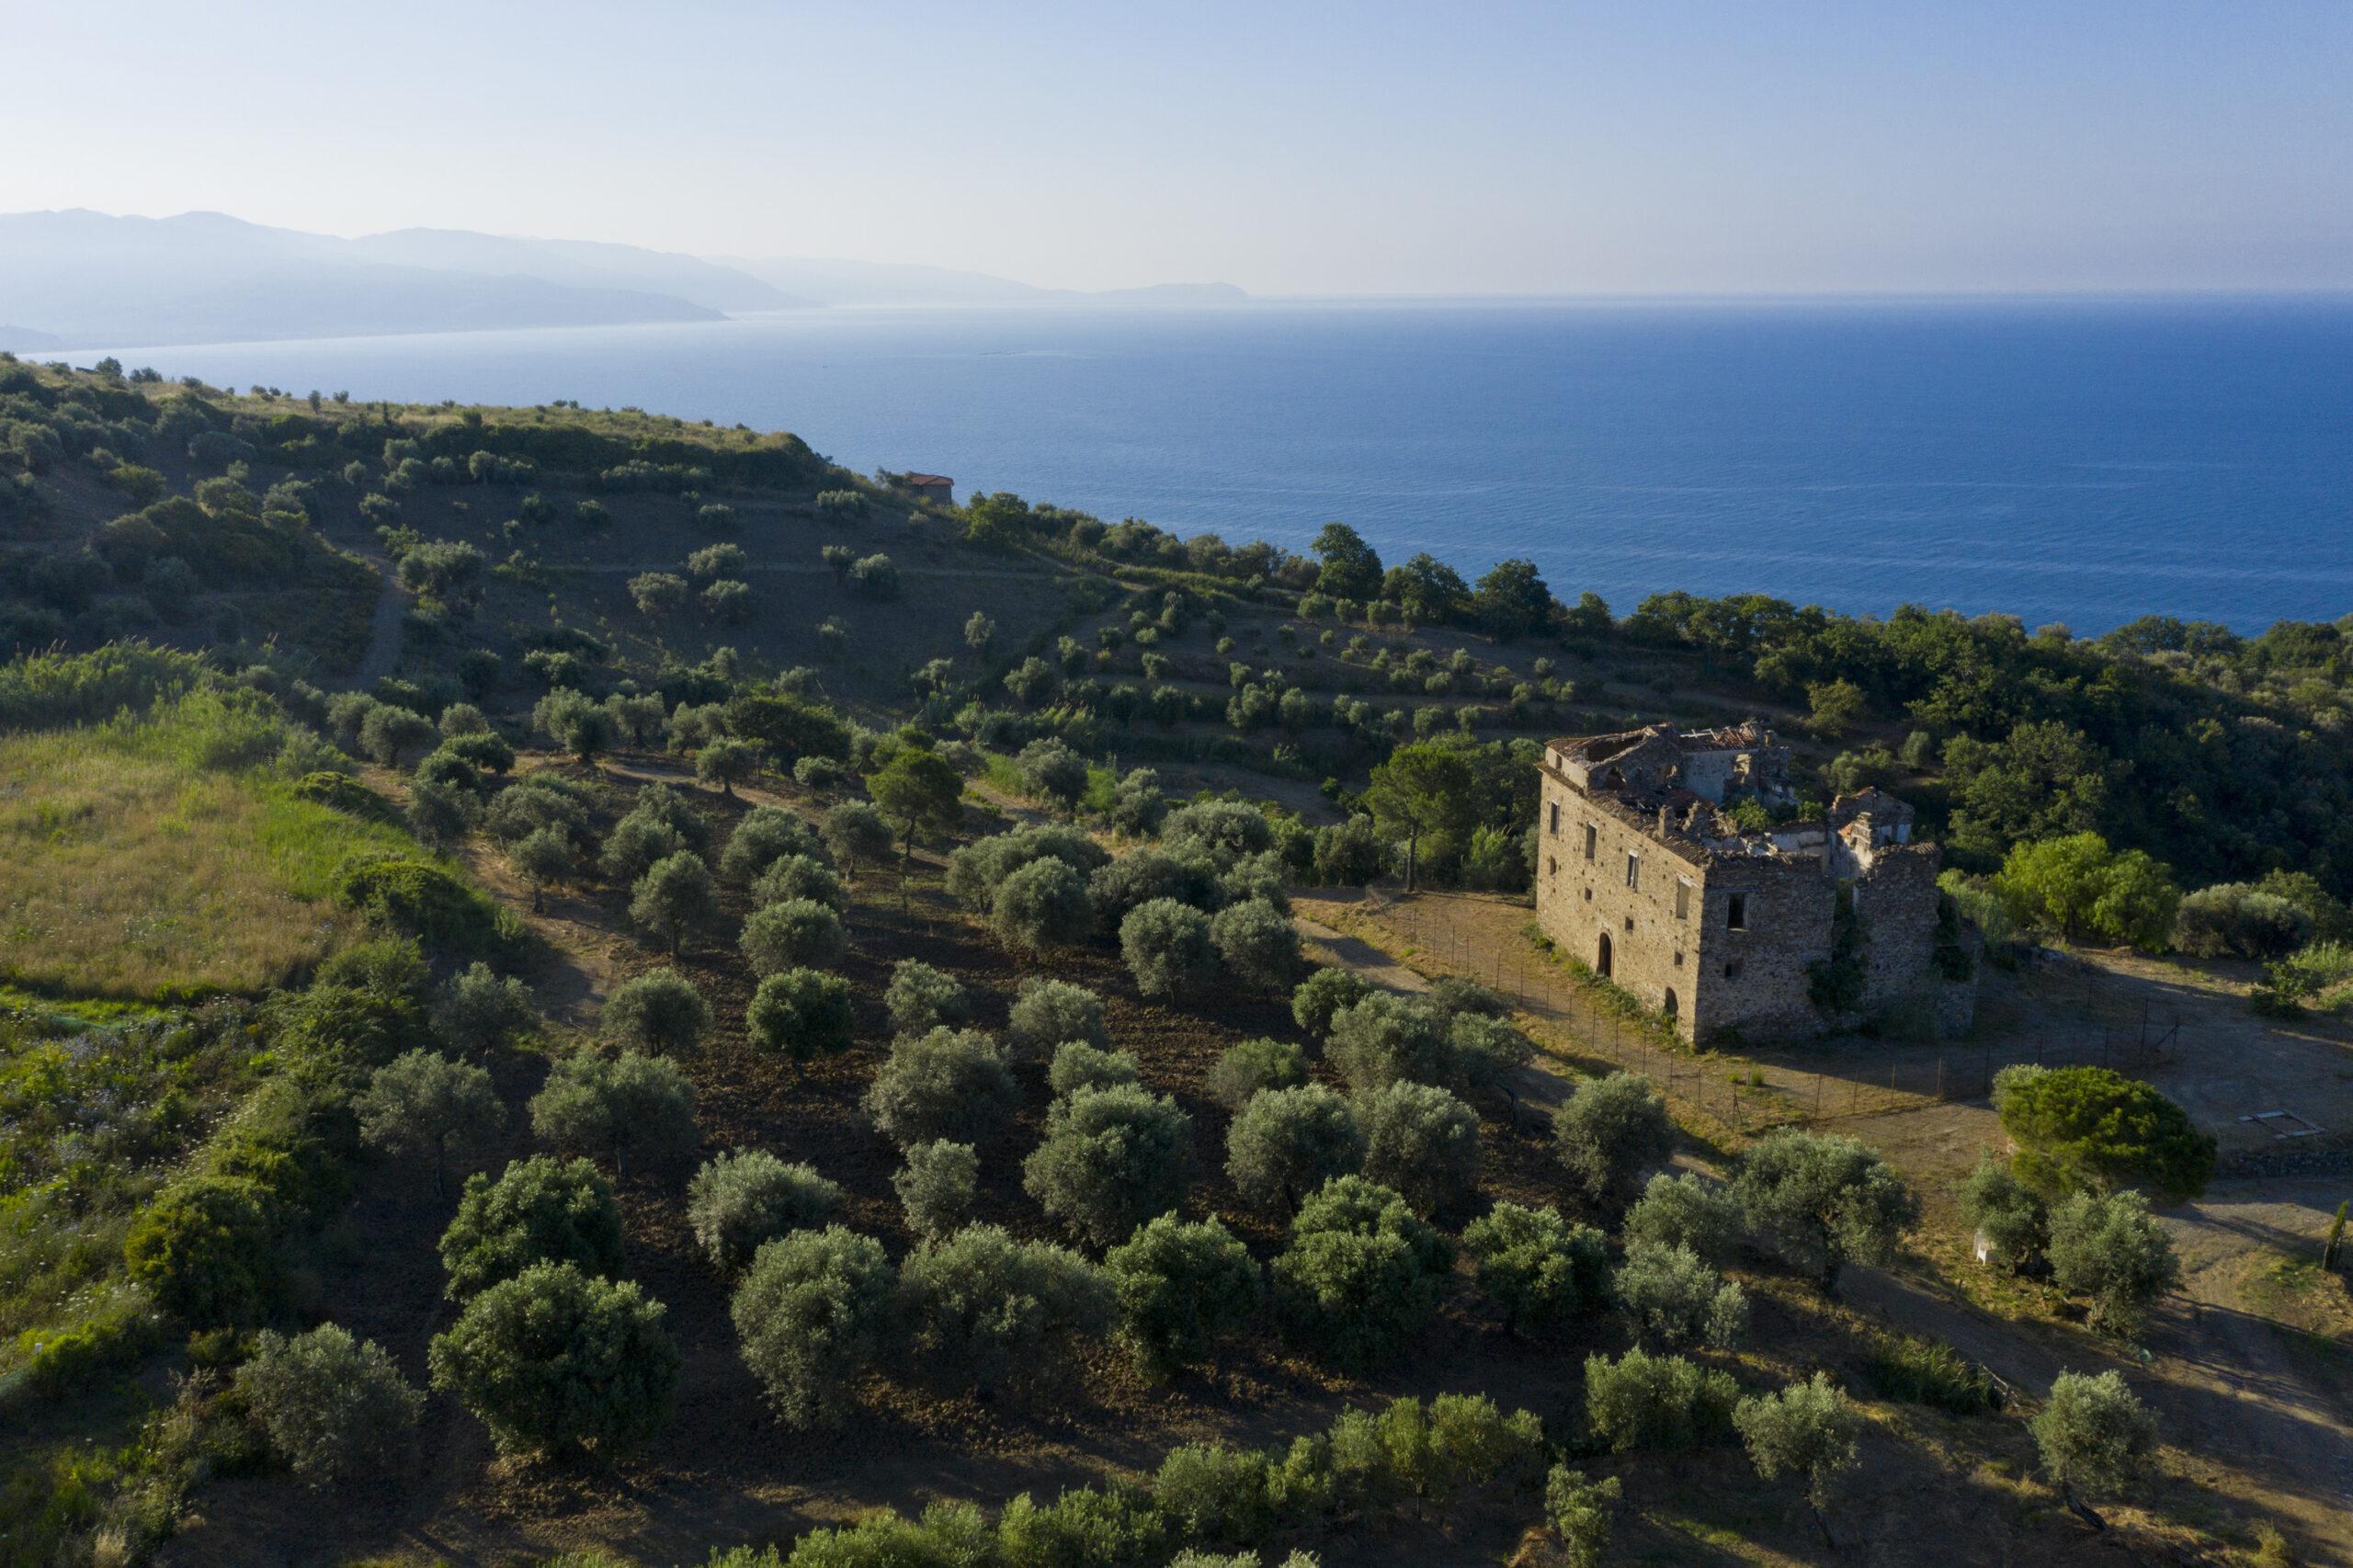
1533, 722, 1976, 1044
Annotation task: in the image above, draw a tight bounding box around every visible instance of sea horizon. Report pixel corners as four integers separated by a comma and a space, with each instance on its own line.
32, 292, 2352, 637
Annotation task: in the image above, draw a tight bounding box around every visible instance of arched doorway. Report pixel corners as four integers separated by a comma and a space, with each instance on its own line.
1597, 931, 1613, 979
1663, 987, 1678, 1021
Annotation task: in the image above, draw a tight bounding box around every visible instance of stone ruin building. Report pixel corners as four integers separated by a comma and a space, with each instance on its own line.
1533, 720, 1976, 1044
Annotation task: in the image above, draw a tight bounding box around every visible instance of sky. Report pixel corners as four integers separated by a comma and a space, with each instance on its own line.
5, 0, 2349, 296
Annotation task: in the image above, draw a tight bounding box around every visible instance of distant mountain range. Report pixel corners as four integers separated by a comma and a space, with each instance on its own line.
0, 210, 1248, 350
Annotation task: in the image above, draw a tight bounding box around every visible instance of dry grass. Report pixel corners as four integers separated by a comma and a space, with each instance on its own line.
0, 710, 409, 1001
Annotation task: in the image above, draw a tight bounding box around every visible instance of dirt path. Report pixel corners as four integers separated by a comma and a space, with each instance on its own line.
355, 562, 408, 685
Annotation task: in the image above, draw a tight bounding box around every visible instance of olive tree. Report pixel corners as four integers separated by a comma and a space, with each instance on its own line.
1552, 1072, 1674, 1208
884, 959, 972, 1037
1205, 1037, 1306, 1111
1622, 1172, 1743, 1266
428, 1261, 679, 1459
1616, 1241, 1749, 1348
511, 824, 577, 912
235, 1324, 424, 1488
732, 1226, 894, 1427
892, 1140, 979, 1241
992, 858, 1095, 951
1024, 1084, 1194, 1246
602, 968, 711, 1053
434, 962, 537, 1052
1270, 1176, 1451, 1370
1358, 1080, 1481, 1217
1225, 1085, 1366, 1212
1016, 737, 1089, 816
745, 968, 854, 1060
357, 1049, 504, 1196
819, 800, 893, 882
687, 1150, 843, 1274
1733, 1374, 1863, 1549
1290, 967, 1370, 1037
750, 852, 847, 913
630, 851, 720, 954
1325, 992, 1452, 1095
695, 737, 760, 797
438, 1154, 624, 1301
1960, 1152, 2050, 1272
1104, 1214, 1261, 1379
897, 1224, 1114, 1398
1120, 897, 1218, 999
719, 803, 822, 884
1732, 1129, 1918, 1291
1208, 898, 1301, 990
740, 897, 847, 976
1462, 1201, 1611, 1337
1004, 978, 1108, 1062
2047, 1188, 2180, 1336
1582, 1347, 1737, 1453
529, 1050, 700, 1178
1545, 1465, 1622, 1568
863, 1028, 1020, 1149
2029, 1369, 2157, 1528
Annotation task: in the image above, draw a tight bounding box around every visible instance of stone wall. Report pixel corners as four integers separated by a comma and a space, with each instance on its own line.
1535, 772, 1707, 1039
1695, 855, 1839, 1043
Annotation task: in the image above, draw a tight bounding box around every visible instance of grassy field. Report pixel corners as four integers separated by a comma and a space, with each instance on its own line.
0, 693, 410, 1001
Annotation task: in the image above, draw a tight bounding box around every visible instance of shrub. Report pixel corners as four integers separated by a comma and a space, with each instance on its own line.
358, 704, 437, 765
1616, 1241, 1749, 1348
631, 851, 720, 954
864, 1028, 1020, 1148
438, 1154, 624, 1301
995, 1484, 1165, 1567
1358, 1080, 1481, 1217
2047, 1188, 2181, 1336
1545, 1466, 1622, 1568
1271, 1176, 1451, 1369
1861, 1332, 2003, 1414
236, 1324, 424, 1488
732, 1226, 894, 1427
893, 1140, 979, 1241
428, 1261, 679, 1458
1225, 1085, 1366, 1212
1024, 1084, 1194, 1246
434, 961, 536, 1051
1120, 898, 1219, 999
720, 804, 824, 884
1552, 1072, 1672, 1207
1993, 1064, 2214, 1199
992, 857, 1096, 951
1205, 1038, 1306, 1111
883, 960, 971, 1038
1732, 1129, 1916, 1291
1582, 1348, 1737, 1452
1047, 1040, 1142, 1096
1154, 1445, 1274, 1551
1733, 1373, 1863, 1531
334, 857, 503, 951
751, 852, 848, 914
529, 1050, 700, 1177
124, 1176, 277, 1326
1959, 1153, 2049, 1270
746, 969, 855, 1060
847, 552, 900, 598
1290, 967, 1370, 1037
2029, 1369, 2156, 1521
1015, 737, 1089, 815
688, 1150, 844, 1274
1324, 992, 1451, 1095
1208, 899, 1301, 990
1004, 978, 1108, 1062
742, 897, 848, 976
1105, 1214, 1261, 1380
897, 1224, 1114, 1397
357, 1049, 503, 1195
1621, 1171, 1742, 1265
2174, 883, 2312, 960
1461, 1201, 1610, 1336
603, 968, 712, 1052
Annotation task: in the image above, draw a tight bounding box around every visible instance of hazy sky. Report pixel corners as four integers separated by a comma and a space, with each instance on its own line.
6, 0, 2349, 295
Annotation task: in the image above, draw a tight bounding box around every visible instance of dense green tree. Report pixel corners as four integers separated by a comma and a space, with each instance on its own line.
235, 1324, 424, 1489
1205, 1037, 1307, 1111
1552, 1072, 1674, 1207
428, 1261, 679, 1459
1582, 1348, 1737, 1453
1120, 897, 1219, 998
864, 1028, 1020, 1149
732, 1225, 894, 1427
1469, 557, 1555, 640
1616, 1241, 1748, 1348
529, 1050, 699, 1177
602, 968, 711, 1053
992, 857, 1095, 951
123, 1176, 277, 1326
1324, 992, 1452, 1095
1047, 1040, 1143, 1096
718, 803, 823, 884
1270, 1176, 1451, 1369
357, 1049, 503, 1196
688, 1150, 842, 1274
1208, 898, 1300, 989
1290, 967, 1370, 1036
438, 1154, 624, 1301
1959, 1153, 2049, 1270
745, 968, 854, 1061
1226, 1085, 1366, 1212
1024, 1084, 1194, 1247
2029, 1369, 2157, 1528
1545, 1466, 1622, 1568
893, 1139, 979, 1241
630, 851, 720, 955
1005, 977, 1108, 1062
2047, 1188, 2181, 1336
1993, 1064, 2214, 1199
867, 747, 964, 869
1733, 1374, 1864, 1548
1993, 833, 2179, 950
1461, 1201, 1611, 1336
741, 897, 847, 976
1104, 1214, 1261, 1379
1358, 1080, 1481, 1217
1310, 521, 1383, 601
1622, 1171, 1743, 1265
820, 800, 893, 882
897, 1224, 1114, 1397
1360, 743, 1478, 890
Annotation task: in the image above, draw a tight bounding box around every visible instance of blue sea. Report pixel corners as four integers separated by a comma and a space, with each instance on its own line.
65, 296, 2353, 633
